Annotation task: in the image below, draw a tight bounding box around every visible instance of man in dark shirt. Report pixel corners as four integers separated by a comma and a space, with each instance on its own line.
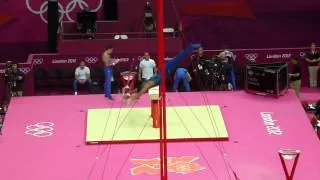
305, 43, 320, 88
192, 47, 209, 71
191, 47, 211, 90
289, 57, 301, 97
11, 63, 24, 96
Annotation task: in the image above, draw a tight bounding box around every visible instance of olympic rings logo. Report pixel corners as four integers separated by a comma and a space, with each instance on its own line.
19, 67, 31, 73
33, 58, 44, 65
25, 122, 55, 138
244, 53, 258, 63
25, 0, 103, 23
85, 57, 98, 64
244, 53, 258, 61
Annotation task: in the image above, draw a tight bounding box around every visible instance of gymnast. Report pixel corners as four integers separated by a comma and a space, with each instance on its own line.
125, 43, 201, 103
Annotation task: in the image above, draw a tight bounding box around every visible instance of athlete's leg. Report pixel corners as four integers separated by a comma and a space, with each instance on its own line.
135, 80, 157, 99
165, 43, 201, 76
125, 80, 157, 104
104, 67, 113, 99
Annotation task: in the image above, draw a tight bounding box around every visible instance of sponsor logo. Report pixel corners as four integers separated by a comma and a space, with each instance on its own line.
33, 58, 44, 65
260, 112, 283, 135
26, 0, 103, 23
85, 57, 98, 64
52, 58, 77, 64
25, 122, 54, 138
244, 53, 258, 63
130, 156, 205, 175
266, 53, 291, 59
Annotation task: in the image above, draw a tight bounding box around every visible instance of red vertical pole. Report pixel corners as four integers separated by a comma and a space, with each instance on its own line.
156, 0, 168, 180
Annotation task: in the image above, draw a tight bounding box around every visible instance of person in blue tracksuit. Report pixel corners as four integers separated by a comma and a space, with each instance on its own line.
125, 43, 201, 102
102, 46, 120, 100
173, 67, 192, 92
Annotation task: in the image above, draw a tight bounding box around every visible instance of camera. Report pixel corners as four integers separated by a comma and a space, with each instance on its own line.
143, 1, 155, 32
145, 2, 152, 17
201, 57, 230, 90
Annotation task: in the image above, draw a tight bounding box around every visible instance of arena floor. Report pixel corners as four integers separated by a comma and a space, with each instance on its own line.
86, 104, 228, 143
0, 90, 320, 180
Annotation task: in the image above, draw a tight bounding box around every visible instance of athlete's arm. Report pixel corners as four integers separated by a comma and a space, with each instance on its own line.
102, 52, 119, 66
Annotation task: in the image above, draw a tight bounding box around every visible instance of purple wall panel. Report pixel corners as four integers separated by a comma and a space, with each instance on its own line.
0, 0, 320, 61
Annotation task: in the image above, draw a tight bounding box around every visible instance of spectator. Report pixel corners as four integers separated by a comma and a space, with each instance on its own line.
11, 63, 24, 97
305, 43, 320, 88
139, 52, 156, 82
173, 67, 192, 92
73, 61, 92, 95
289, 57, 301, 97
